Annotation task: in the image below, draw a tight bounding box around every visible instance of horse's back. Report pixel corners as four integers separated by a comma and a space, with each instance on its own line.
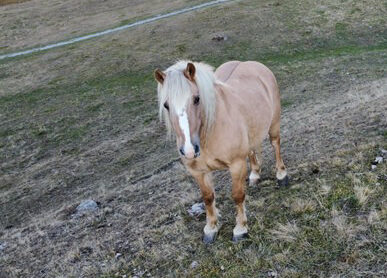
214, 61, 241, 82
215, 61, 279, 101
215, 61, 279, 106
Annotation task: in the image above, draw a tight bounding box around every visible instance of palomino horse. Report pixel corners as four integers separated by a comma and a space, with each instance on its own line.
154, 60, 288, 243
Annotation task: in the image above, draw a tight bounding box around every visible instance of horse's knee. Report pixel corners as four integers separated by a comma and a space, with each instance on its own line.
270, 136, 280, 145
202, 191, 214, 206
232, 190, 245, 204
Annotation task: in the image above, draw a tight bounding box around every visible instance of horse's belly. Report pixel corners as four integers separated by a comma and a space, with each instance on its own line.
247, 104, 273, 147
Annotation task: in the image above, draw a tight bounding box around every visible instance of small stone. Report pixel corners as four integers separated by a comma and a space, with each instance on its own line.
74, 200, 99, 217
220, 265, 225, 271
375, 156, 383, 164
115, 253, 122, 260
103, 207, 113, 214
188, 203, 205, 217
268, 270, 278, 277
134, 270, 145, 277
191, 261, 199, 269
371, 165, 377, 170
0, 241, 7, 251
212, 34, 228, 41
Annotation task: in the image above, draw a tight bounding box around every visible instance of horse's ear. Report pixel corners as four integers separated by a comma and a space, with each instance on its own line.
154, 69, 166, 84
184, 62, 196, 82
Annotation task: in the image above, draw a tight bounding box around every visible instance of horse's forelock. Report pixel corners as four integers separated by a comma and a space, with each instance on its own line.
157, 60, 217, 137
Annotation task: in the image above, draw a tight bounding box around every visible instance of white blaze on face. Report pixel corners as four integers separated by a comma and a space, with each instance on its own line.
178, 108, 195, 159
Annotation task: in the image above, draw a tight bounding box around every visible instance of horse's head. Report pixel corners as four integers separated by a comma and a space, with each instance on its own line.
154, 62, 203, 159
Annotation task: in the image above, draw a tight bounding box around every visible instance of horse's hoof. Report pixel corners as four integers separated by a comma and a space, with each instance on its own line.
232, 232, 249, 242
203, 232, 217, 244
249, 178, 260, 186
277, 175, 289, 187
249, 172, 260, 185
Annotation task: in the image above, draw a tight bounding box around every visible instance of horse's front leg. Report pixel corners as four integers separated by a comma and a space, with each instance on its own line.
191, 171, 219, 244
230, 159, 248, 241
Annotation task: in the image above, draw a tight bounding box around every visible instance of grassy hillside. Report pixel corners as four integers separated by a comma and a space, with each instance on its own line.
0, 0, 386, 277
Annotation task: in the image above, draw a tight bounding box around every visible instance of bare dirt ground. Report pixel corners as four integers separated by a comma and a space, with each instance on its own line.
0, 0, 386, 277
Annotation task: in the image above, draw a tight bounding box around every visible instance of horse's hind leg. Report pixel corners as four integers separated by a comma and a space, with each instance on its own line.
248, 146, 262, 185
269, 121, 289, 186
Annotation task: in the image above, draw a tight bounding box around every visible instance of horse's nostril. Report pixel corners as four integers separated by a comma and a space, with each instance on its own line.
179, 147, 185, 156
194, 144, 200, 154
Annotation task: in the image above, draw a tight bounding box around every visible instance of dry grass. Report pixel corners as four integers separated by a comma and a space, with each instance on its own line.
354, 184, 375, 205
290, 198, 317, 213
331, 208, 358, 238
0, 0, 386, 277
270, 222, 300, 242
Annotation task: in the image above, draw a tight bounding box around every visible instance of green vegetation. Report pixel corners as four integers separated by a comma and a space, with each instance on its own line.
0, 0, 386, 277
104, 145, 386, 277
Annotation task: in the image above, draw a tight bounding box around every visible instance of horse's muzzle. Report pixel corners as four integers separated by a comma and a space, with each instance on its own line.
180, 144, 200, 159
194, 144, 200, 158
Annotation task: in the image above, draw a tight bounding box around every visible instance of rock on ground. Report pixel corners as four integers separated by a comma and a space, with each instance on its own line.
188, 203, 205, 217
73, 200, 99, 217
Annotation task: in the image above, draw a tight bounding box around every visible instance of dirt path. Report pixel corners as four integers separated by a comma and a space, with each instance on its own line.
0, 0, 232, 60
0, 0, 223, 55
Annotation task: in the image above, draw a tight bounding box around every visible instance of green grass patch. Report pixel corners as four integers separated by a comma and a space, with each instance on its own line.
0, 128, 14, 138
86, 102, 104, 112
202, 37, 387, 70
335, 22, 348, 35
379, 129, 387, 139
107, 144, 387, 277
281, 98, 293, 108
261, 42, 387, 65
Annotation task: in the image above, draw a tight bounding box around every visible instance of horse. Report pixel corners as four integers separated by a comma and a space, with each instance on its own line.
154, 60, 288, 243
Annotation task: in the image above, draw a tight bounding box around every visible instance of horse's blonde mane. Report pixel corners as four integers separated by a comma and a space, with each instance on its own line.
157, 60, 217, 136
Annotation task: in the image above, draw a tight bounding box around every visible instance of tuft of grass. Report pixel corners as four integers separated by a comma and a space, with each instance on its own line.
270, 222, 300, 242
31, 124, 48, 137
353, 185, 374, 205
335, 22, 348, 35
281, 98, 293, 108
290, 198, 316, 214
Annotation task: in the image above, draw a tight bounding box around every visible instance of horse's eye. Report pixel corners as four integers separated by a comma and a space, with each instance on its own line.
164, 102, 169, 110
193, 96, 200, 105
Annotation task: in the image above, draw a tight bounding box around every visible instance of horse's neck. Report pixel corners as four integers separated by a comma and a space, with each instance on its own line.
199, 83, 225, 147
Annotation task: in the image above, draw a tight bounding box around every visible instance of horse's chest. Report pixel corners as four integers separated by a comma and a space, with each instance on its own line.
185, 157, 228, 172
206, 158, 228, 171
